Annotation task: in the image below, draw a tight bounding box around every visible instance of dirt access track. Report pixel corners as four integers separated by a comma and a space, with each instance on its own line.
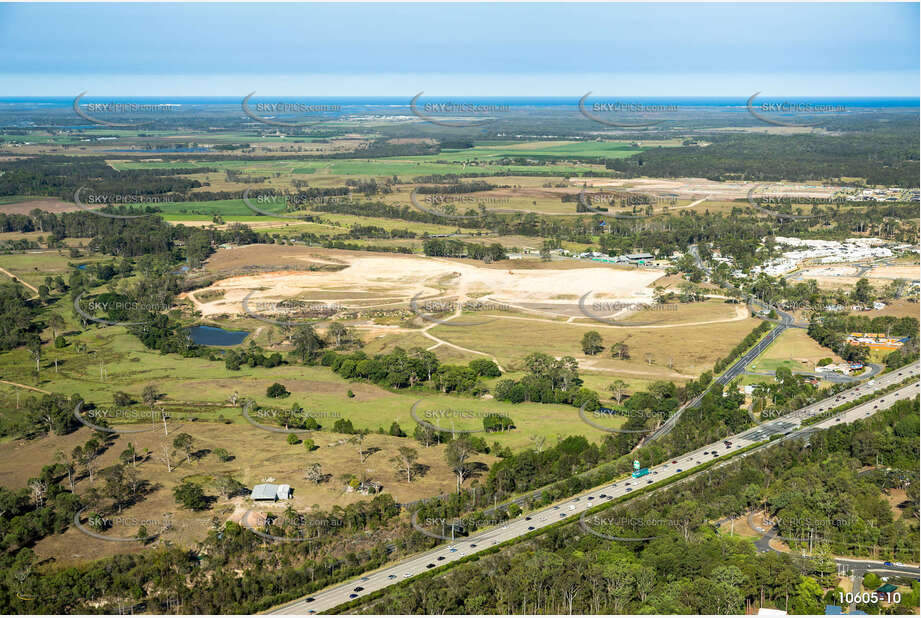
183, 245, 665, 319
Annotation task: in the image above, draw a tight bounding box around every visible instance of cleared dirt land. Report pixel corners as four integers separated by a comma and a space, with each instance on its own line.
793, 263, 920, 290
577, 177, 842, 201
863, 298, 920, 319
865, 264, 920, 281
180, 246, 758, 381
0, 197, 82, 214
185, 245, 665, 319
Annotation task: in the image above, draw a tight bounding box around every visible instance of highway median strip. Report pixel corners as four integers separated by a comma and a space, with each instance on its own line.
800, 372, 919, 427
323, 439, 770, 615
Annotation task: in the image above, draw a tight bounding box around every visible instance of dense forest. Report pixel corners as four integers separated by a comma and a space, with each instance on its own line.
604, 129, 920, 187
0, 156, 208, 200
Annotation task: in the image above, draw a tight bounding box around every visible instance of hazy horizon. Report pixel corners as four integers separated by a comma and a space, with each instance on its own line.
0, 2, 917, 97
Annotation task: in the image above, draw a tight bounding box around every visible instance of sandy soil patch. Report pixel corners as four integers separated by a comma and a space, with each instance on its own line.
866, 265, 920, 280
576, 177, 842, 201
717, 514, 761, 538
187, 246, 664, 319
799, 265, 861, 278
202, 244, 350, 271
885, 488, 908, 519
864, 298, 919, 318
0, 198, 81, 214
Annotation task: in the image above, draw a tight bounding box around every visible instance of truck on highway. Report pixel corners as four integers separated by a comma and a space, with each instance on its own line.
631, 467, 650, 478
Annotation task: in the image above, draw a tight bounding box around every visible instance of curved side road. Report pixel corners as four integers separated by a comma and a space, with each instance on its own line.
746, 512, 918, 578
268, 363, 919, 615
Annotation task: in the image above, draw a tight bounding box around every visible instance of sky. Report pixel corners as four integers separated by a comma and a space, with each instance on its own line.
0, 2, 918, 96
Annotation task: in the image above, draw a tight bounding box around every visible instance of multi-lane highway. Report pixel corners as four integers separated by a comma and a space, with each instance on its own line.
270, 363, 919, 615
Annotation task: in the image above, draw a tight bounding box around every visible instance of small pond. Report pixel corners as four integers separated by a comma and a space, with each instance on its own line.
188, 325, 249, 346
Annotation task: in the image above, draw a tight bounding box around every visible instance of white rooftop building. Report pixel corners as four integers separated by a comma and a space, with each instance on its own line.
752, 257, 799, 276
771, 236, 893, 264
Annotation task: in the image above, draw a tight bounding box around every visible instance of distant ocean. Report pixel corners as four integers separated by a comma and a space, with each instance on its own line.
0, 96, 918, 109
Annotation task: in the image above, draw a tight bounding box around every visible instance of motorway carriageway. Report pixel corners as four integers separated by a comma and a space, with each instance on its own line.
270, 363, 919, 615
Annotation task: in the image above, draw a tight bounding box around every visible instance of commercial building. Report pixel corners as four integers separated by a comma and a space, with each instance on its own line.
625, 252, 654, 264
846, 333, 908, 350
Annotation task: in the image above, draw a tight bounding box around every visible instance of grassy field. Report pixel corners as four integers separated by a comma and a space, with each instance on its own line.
748, 328, 842, 374
110, 156, 606, 180
0, 195, 41, 204
0, 418, 489, 565
0, 250, 104, 288
103, 136, 651, 183
392, 140, 645, 161
0, 309, 614, 452
1, 288, 636, 568
426, 300, 756, 378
